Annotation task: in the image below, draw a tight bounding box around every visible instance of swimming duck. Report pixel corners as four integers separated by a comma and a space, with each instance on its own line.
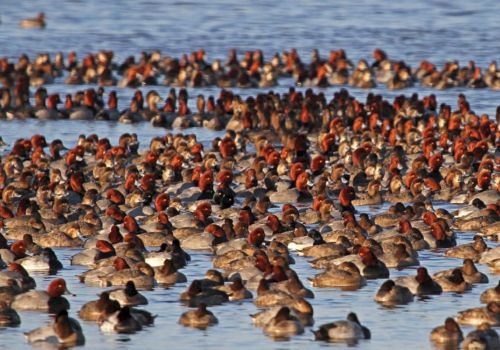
456, 302, 500, 326
480, 281, 500, 303
17, 247, 63, 273
214, 277, 252, 301
100, 306, 143, 333
309, 261, 366, 290
0, 301, 21, 326
179, 303, 218, 329
79, 291, 116, 321
25, 310, 85, 347
374, 279, 414, 305
262, 306, 304, 338
313, 312, 371, 342
429, 317, 463, 345
11, 278, 72, 313
394, 267, 442, 296
108, 280, 148, 307
154, 259, 187, 286
445, 235, 488, 261
433, 268, 472, 293
179, 279, 229, 307
19, 13, 46, 29
462, 323, 500, 350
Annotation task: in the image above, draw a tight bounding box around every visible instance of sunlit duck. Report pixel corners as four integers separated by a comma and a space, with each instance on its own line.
0, 301, 20, 326
25, 310, 85, 347
108, 281, 148, 307
433, 268, 471, 293
214, 277, 252, 301
262, 306, 304, 338
35, 94, 62, 120
394, 267, 442, 295
69, 89, 96, 120
98, 258, 155, 289
11, 278, 72, 313
445, 235, 488, 261
254, 279, 298, 308
0, 263, 36, 291
20, 13, 46, 29
429, 317, 463, 345
179, 280, 229, 307
480, 281, 500, 303
374, 280, 414, 305
18, 247, 63, 272
462, 323, 500, 350
379, 243, 420, 269
179, 303, 218, 329
456, 302, 500, 326
79, 291, 116, 321
154, 259, 187, 286
357, 247, 389, 279
313, 312, 371, 342
459, 259, 489, 284
309, 261, 366, 290
100, 306, 143, 333
351, 180, 382, 206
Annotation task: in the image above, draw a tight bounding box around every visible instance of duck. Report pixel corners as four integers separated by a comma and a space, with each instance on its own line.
20, 13, 46, 29
0, 263, 36, 291
108, 280, 148, 307
17, 247, 63, 273
456, 302, 500, 326
394, 267, 442, 296
462, 323, 500, 350
313, 312, 371, 342
251, 300, 314, 327
433, 268, 472, 293
11, 278, 72, 313
154, 259, 187, 286
429, 317, 463, 345
179, 280, 229, 307
79, 291, 116, 321
374, 279, 414, 305
309, 261, 366, 290
25, 310, 85, 347
214, 277, 252, 301
445, 235, 488, 261
480, 281, 500, 303
262, 306, 304, 338
100, 306, 143, 333
0, 301, 21, 326
179, 303, 218, 329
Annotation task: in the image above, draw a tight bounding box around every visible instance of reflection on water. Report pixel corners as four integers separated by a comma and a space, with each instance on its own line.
0, 0, 499, 349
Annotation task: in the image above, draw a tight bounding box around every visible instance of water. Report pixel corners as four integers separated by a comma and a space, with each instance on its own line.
0, 1, 499, 349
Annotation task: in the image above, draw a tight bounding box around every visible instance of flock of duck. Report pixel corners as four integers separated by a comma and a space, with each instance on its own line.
2, 46, 500, 93
0, 55, 499, 349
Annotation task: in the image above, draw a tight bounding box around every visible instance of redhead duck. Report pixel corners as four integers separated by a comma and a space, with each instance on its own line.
154, 259, 187, 286
429, 317, 463, 345
433, 268, 472, 293
379, 243, 420, 269
18, 247, 63, 272
0, 301, 20, 326
179, 303, 218, 329
11, 278, 72, 313
254, 279, 298, 308
25, 310, 85, 347
309, 261, 366, 290
357, 247, 389, 279
0, 279, 23, 304
456, 302, 500, 326
460, 259, 489, 284
109, 281, 148, 307
251, 298, 314, 327
445, 235, 488, 262
79, 292, 116, 321
19, 13, 46, 29
214, 277, 252, 301
481, 281, 500, 303
374, 280, 414, 305
394, 267, 442, 296
462, 323, 500, 350
262, 306, 304, 338
179, 280, 229, 307
313, 312, 370, 342
0, 263, 36, 291
100, 306, 143, 333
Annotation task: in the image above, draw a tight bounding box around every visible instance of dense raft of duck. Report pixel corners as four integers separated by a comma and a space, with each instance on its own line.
0, 81, 498, 349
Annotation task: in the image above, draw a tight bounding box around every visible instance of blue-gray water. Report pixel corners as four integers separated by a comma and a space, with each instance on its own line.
0, 1, 499, 349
